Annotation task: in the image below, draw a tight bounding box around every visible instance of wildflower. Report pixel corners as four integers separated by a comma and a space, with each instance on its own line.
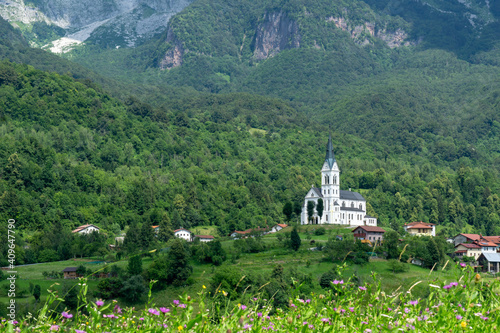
179, 304, 186, 308
178, 325, 183, 331
61, 312, 73, 319
408, 300, 418, 306
308, 324, 314, 329
461, 321, 467, 328
240, 305, 247, 310
160, 307, 170, 313
359, 286, 367, 291
114, 304, 122, 314
475, 274, 481, 282
349, 307, 354, 312
456, 315, 463, 320
96, 300, 104, 307
443, 285, 451, 290
148, 308, 160, 316
332, 280, 344, 285
50, 325, 59, 331
202, 285, 206, 289
258, 312, 263, 318
75, 330, 86, 333
173, 300, 180, 305
460, 263, 466, 268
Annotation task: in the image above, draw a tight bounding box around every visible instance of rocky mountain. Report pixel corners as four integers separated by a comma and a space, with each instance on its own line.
0, 0, 192, 52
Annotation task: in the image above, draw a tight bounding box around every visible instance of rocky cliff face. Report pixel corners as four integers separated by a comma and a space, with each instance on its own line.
159, 26, 184, 69
253, 11, 300, 60
327, 16, 414, 48
0, 0, 192, 52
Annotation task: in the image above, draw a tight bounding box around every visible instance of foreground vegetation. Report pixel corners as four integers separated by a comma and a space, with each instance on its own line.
1, 263, 497, 332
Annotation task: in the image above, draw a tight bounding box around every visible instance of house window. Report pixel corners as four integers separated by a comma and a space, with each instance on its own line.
351, 202, 354, 208
359, 204, 362, 210
326, 215, 328, 222
342, 202, 345, 207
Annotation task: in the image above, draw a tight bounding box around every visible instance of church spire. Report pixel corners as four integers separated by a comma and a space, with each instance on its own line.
325, 133, 336, 169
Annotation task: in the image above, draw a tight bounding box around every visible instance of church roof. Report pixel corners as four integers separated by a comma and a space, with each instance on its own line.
339, 190, 365, 201
312, 187, 323, 198
325, 133, 336, 169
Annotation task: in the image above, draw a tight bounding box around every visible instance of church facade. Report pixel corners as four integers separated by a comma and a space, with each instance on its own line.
300, 135, 377, 227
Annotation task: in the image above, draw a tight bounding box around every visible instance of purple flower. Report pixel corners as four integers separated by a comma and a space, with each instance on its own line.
332, 280, 344, 285
450, 282, 459, 287
139, 317, 144, 321
179, 304, 186, 308
103, 314, 117, 319
306, 299, 311, 303
61, 312, 73, 319
443, 285, 451, 290
349, 307, 354, 312
75, 330, 86, 333
409, 300, 418, 306
456, 315, 463, 320
359, 286, 367, 291
308, 324, 314, 329
113, 304, 122, 314
240, 305, 247, 310
173, 300, 180, 305
460, 263, 466, 268
148, 308, 160, 316
96, 300, 104, 307
160, 307, 170, 313
257, 312, 262, 318
50, 325, 59, 331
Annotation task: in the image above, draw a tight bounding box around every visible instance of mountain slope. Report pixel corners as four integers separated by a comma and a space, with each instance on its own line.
0, 0, 193, 52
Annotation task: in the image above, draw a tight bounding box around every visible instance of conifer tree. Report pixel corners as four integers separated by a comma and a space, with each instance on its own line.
166, 239, 192, 286
290, 227, 301, 251
317, 199, 324, 222
127, 254, 143, 276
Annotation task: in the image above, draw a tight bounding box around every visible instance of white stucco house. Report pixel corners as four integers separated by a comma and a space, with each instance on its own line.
300, 134, 377, 226
72, 224, 100, 235
270, 224, 288, 233
195, 235, 215, 242
174, 228, 193, 242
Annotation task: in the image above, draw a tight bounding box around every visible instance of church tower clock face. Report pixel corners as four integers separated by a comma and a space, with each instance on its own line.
300, 134, 377, 227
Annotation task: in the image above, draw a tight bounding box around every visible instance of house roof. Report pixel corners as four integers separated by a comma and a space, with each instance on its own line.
340, 190, 365, 201
456, 233, 481, 241
405, 221, 434, 229
72, 224, 100, 233
276, 224, 288, 228
196, 235, 214, 239
454, 250, 467, 253
352, 226, 385, 233
406, 222, 433, 229
364, 215, 376, 219
63, 267, 78, 272
482, 236, 500, 244
475, 240, 498, 247
151, 225, 159, 229
479, 252, 500, 263
174, 228, 191, 234
456, 243, 481, 249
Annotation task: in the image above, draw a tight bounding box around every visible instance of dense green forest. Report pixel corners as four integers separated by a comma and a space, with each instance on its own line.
1, 0, 500, 266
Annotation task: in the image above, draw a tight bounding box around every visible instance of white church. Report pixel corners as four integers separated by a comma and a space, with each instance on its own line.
300, 135, 377, 227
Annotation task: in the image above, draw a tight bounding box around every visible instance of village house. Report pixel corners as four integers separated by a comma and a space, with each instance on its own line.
174, 228, 193, 242
269, 224, 288, 233
452, 233, 482, 247
454, 243, 482, 260
151, 225, 160, 234
230, 227, 269, 239
404, 221, 435, 236
62, 267, 79, 279
352, 226, 385, 243
195, 235, 215, 242
72, 224, 100, 235
478, 253, 500, 273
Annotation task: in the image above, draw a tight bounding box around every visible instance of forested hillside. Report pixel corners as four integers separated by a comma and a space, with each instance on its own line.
1, 0, 500, 265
